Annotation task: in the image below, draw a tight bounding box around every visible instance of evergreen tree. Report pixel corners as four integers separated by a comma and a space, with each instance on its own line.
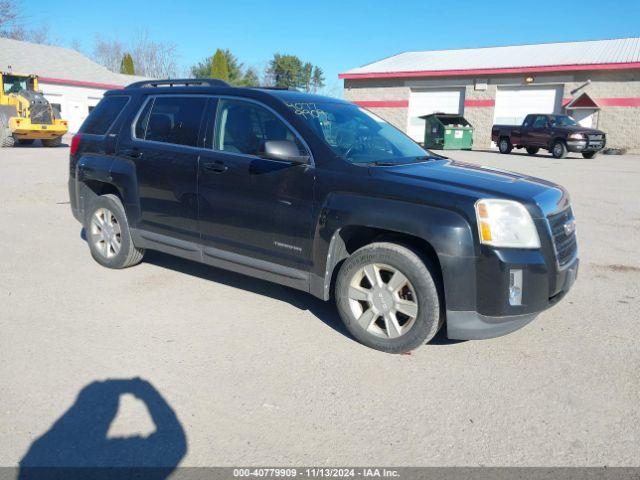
210, 49, 230, 82
120, 53, 135, 75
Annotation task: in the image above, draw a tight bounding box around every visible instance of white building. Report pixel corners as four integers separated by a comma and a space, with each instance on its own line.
0, 37, 148, 132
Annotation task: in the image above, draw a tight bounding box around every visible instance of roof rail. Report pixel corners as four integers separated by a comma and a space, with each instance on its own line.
125, 78, 230, 89
256, 86, 300, 91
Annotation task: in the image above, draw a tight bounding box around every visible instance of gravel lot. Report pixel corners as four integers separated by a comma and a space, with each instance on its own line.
1, 145, 639, 468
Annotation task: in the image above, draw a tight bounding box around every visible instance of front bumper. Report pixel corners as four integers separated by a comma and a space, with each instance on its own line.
9, 118, 68, 139
446, 254, 579, 340
566, 138, 605, 153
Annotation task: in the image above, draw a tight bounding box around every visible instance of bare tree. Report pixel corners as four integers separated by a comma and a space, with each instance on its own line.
92, 30, 178, 78
1, 0, 52, 43
130, 30, 178, 78
92, 35, 125, 73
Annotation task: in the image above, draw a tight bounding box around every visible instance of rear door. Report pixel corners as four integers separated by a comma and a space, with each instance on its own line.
197, 97, 315, 274
117, 95, 208, 245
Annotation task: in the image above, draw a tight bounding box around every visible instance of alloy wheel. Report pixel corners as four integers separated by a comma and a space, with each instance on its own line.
347, 263, 419, 339
90, 208, 122, 259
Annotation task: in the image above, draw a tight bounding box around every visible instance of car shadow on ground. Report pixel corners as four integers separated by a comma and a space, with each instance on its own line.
471, 149, 590, 160
18, 378, 187, 480
143, 250, 464, 348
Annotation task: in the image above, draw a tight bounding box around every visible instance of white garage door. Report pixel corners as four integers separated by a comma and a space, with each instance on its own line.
494, 86, 562, 125
407, 89, 464, 141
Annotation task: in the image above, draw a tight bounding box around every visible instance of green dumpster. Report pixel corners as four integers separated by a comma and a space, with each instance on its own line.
420, 113, 474, 150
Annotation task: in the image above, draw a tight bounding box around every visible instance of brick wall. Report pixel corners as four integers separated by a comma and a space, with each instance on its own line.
344, 69, 640, 150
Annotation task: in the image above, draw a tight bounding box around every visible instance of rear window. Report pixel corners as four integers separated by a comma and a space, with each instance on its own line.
134, 96, 207, 147
81, 96, 130, 135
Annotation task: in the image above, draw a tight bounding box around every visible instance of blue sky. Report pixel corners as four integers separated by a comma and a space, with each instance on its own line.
22, 0, 640, 95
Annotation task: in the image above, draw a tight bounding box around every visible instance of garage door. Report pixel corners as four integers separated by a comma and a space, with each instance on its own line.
407, 89, 464, 142
493, 86, 562, 125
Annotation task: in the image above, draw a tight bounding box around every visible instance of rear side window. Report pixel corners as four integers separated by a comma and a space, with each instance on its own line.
81, 96, 129, 135
134, 96, 207, 147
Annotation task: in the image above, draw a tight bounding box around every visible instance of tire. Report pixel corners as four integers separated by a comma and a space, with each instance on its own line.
42, 136, 62, 147
582, 151, 597, 159
85, 194, 144, 269
0, 127, 15, 148
526, 147, 539, 155
498, 137, 512, 154
17, 138, 35, 145
335, 242, 442, 353
551, 140, 568, 159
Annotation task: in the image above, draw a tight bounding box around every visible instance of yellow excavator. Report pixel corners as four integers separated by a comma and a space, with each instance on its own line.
0, 71, 68, 147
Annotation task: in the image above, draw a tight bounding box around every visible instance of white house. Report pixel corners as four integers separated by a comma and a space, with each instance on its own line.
0, 37, 148, 132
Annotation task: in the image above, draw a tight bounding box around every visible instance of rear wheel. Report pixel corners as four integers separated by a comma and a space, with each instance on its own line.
551, 140, 568, 159
335, 242, 442, 353
498, 137, 512, 154
526, 147, 539, 155
582, 151, 597, 159
85, 194, 144, 269
42, 137, 62, 147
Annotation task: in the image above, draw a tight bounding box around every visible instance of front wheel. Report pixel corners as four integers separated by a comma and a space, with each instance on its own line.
551, 140, 568, 159
42, 137, 62, 147
498, 138, 512, 154
335, 242, 442, 353
526, 147, 539, 155
582, 151, 597, 159
85, 194, 144, 269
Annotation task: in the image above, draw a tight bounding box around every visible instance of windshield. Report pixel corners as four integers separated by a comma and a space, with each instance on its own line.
284, 101, 428, 164
2, 75, 29, 94
550, 115, 579, 127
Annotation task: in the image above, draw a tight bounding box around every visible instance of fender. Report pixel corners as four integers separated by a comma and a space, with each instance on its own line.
75, 155, 141, 227
309, 193, 477, 312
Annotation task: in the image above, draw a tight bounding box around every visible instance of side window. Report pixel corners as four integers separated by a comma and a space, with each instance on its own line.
533, 115, 548, 128
135, 96, 207, 147
81, 96, 130, 135
213, 98, 306, 156
522, 116, 531, 128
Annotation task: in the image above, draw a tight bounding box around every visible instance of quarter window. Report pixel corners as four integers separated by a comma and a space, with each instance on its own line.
213, 98, 306, 156
81, 96, 129, 135
135, 96, 207, 147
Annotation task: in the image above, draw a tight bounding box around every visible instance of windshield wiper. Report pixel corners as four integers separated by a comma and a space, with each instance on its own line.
367, 156, 436, 167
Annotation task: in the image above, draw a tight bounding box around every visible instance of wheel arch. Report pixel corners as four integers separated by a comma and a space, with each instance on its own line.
309, 194, 477, 312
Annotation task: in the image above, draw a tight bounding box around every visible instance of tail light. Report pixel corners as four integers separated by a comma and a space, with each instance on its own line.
70, 134, 82, 155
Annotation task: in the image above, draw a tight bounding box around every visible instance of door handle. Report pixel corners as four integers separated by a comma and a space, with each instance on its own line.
202, 161, 228, 173
121, 149, 143, 159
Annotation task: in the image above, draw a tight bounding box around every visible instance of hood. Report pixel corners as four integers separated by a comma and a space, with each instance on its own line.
370, 158, 569, 217
551, 125, 604, 135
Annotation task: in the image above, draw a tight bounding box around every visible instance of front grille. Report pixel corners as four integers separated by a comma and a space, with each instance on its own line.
547, 207, 578, 267
588, 134, 604, 141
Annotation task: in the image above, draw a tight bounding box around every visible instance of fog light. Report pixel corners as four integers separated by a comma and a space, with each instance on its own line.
509, 269, 523, 306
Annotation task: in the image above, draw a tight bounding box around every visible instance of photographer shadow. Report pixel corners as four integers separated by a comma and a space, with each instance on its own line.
19, 378, 187, 480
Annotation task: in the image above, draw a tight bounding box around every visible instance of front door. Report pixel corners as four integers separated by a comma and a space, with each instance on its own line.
117, 95, 208, 244
197, 97, 315, 271
528, 114, 550, 146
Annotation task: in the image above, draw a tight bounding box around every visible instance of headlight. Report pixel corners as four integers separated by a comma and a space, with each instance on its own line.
568, 133, 586, 140
475, 199, 541, 248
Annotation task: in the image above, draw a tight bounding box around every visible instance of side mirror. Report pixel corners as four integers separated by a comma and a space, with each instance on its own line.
261, 140, 310, 164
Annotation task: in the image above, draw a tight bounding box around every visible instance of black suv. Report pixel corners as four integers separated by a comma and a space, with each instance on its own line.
69, 79, 579, 353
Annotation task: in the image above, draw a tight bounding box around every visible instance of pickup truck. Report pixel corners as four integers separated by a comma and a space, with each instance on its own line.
492, 114, 606, 159
69, 80, 579, 353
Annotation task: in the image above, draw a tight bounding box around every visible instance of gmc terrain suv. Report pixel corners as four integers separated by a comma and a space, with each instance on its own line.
492, 113, 606, 159
69, 79, 579, 353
